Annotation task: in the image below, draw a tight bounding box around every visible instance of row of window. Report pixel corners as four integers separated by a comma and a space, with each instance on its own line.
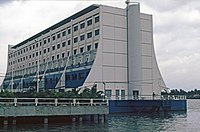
9, 42, 98, 67
9, 29, 99, 61
9, 15, 100, 59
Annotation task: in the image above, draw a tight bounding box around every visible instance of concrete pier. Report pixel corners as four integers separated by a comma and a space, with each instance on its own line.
0, 98, 109, 125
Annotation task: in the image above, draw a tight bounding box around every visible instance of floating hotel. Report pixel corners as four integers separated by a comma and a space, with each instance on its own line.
2, 3, 167, 99
0, 3, 187, 122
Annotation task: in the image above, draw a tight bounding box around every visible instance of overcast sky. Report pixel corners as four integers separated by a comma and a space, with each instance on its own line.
0, 0, 200, 91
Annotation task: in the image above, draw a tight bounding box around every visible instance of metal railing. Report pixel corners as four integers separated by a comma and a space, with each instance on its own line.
0, 98, 108, 107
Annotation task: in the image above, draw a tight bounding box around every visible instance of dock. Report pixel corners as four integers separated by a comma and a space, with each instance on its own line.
0, 98, 109, 125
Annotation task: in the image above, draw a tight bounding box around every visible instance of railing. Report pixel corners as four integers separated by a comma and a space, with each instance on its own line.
0, 98, 108, 107
105, 95, 187, 100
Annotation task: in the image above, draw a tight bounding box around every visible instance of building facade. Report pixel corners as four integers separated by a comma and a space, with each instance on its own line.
1, 3, 166, 99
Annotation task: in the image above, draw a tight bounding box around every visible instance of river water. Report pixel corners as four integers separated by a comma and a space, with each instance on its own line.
1, 99, 199, 132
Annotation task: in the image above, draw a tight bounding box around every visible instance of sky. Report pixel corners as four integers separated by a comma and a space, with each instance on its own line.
0, 0, 200, 91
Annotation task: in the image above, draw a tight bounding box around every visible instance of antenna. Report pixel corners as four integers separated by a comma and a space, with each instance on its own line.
125, 0, 130, 5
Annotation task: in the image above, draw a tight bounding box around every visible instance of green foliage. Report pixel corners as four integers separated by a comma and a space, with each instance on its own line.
161, 89, 200, 99
0, 86, 103, 99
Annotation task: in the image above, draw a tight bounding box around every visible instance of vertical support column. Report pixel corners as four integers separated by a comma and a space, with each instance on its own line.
127, 3, 142, 99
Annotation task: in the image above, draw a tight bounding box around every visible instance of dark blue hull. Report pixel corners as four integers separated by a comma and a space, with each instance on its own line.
109, 100, 187, 114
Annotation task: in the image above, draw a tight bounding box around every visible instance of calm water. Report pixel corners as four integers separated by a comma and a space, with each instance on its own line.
1, 99, 199, 132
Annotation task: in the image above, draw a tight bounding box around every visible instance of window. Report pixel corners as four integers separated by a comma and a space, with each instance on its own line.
57, 54, 59, 59
52, 45, 55, 50
32, 53, 35, 58
36, 43, 38, 47
44, 49, 46, 54
66, 75, 70, 80
29, 46, 32, 51
62, 31, 66, 36
62, 42, 66, 47
95, 43, 98, 49
80, 47, 84, 53
121, 90, 125, 100
57, 44, 60, 49
48, 48, 50, 52
116, 90, 120, 99
52, 36, 55, 41
87, 32, 92, 39
62, 53, 65, 58
95, 16, 99, 23
40, 51, 42, 55
87, 45, 91, 51
33, 45, 35, 49
74, 25, 78, 32
43, 59, 45, 63
68, 40, 71, 45
48, 38, 50, 43
80, 34, 85, 41
44, 39, 46, 44
74, 37, 78, 43
79, 73, 85, 80
29, 55, 31, 59
52, 56, 54, 61
87, 19, 92, 26
67, 51, 70, 56
72, 74, 77, 80
74, 49, 77, 55
57, 33, 60, 39
80, 22, 85, 29
105, 90, 112, 98
68, 28, 71, 34
36, 52, 38, 56
95, 29, 99, 36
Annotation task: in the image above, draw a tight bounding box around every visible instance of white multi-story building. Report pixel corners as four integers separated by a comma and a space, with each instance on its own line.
1, 3, 166, 99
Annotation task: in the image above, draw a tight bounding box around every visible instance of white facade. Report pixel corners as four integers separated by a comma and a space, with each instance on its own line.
2, 4, 166, 99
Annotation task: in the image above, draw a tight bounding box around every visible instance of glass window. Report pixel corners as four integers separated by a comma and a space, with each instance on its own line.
62, 53, 65, 58
57, 33, 60, 39
116, 90, 120, 100
87, 19, 92, 26
52, 56, 54, 60
52, 36, 55, 41
87, 45, 91, 51
95, 43, 98, 49
74, 25, 78, 32
80, 47, 84, 53
121, 90, 125, 100
52, 45, 55, 50
62, 42, 66, 47
74, 49, 77, 55
48, 48, 50, 52
62, 31, 66, 36
87, 32, 92, 39
74, 37, 78, 43
57, 54, 59, 59
44, 39, 46, 44
105, 90, 112, 98
80, 22, 85, 29
68, 28, 71, 34
80, 34, 85, 41
95, 16, 99, 23
44, 49, 46, 54
33, 45, 35, 49
95, 29, 99, 36
68, 40, 71, 45
57, 44, 60, 49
